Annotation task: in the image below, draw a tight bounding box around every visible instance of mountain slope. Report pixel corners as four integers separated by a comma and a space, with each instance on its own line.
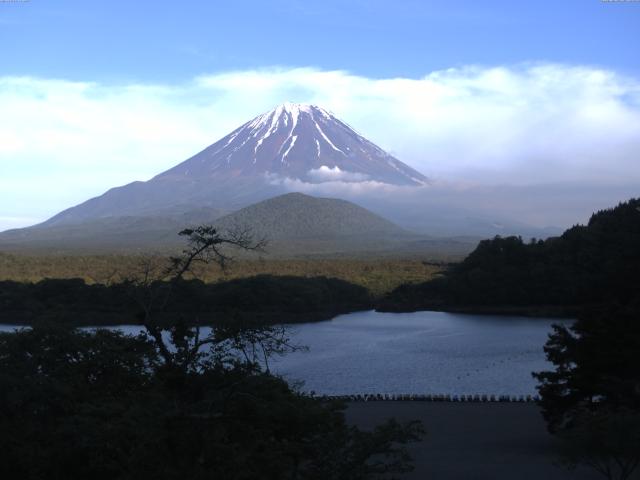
213, 192, 407, 240
1, 193, 475, 257
42, 103, 428, 227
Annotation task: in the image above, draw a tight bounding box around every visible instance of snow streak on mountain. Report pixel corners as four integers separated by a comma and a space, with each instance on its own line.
158, 102, 428, 186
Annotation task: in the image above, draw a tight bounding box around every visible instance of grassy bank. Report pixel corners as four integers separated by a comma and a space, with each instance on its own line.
0, 253, 443, 298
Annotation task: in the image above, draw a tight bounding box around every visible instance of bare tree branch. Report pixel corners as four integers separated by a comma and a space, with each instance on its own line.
121, 225, 276, 373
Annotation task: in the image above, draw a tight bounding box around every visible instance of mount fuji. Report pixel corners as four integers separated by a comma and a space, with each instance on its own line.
42, 102, 428, 227
0, 103, 458, 254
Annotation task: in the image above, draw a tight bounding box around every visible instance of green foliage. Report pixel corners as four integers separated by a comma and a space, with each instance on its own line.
213, 192, 404, 240
533, 301, 640, 480
533, 302, 640, 432
382, 198, 640, 312
198, 275, 371, 314
0, 275, 372, 326
0, 326, 158, 480
0, 325, 424, 480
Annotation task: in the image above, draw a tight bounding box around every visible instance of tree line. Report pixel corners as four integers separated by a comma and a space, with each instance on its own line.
0, 274, 372, 326
381, 198, 640, 313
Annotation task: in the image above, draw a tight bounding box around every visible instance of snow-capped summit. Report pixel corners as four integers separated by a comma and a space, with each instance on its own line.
157, 102, 428, 186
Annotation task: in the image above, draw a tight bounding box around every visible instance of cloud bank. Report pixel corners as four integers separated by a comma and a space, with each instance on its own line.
1, 63, 639, 230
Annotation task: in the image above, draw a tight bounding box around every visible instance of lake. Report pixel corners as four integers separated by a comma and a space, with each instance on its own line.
0, 310, 570, 396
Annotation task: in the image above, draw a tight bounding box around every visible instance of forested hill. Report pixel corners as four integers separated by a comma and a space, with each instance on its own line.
380, 198, 640, 314
213, 192, 407, 239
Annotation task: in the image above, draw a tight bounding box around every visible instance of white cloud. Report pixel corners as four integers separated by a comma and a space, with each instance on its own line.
1, 63, 639, 231
306, 166, 370, 182
265, 172, 404, 196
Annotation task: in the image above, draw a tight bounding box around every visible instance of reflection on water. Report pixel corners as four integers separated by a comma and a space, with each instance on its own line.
0, 310, 570, 395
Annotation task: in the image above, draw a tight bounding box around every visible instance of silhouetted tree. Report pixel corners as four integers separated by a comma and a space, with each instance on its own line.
0, 324, 424, 480
556, 408, 640, 480
533, 302, 640, 480
126, 225, 276, 371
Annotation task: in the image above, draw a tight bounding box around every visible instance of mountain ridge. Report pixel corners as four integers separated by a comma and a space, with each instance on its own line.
1, 192, 476, 257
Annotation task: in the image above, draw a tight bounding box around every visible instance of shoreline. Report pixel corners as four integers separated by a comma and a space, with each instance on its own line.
0, 304, 577, 329
376, 303, 580, 319
0, 305, 575, 329
0, 309, 366, 328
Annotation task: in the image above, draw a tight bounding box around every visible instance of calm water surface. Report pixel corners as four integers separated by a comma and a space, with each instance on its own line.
0, 310, 570, 395
269, 310, 569, 396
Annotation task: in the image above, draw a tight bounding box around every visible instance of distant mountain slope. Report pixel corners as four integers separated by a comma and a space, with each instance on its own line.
41, 103, 428, 228
0, 193, 480, 258
214, 192, 407, 240
0, 216, 194, 253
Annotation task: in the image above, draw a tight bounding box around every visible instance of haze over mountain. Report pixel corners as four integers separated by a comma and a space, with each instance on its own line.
42, 103, 427, 228
0, 192, 476, 258
0, 102, 562, 252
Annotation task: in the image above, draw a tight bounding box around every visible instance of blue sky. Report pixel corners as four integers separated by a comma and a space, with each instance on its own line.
0, 1, 639, 230
2, 0, 639, 81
